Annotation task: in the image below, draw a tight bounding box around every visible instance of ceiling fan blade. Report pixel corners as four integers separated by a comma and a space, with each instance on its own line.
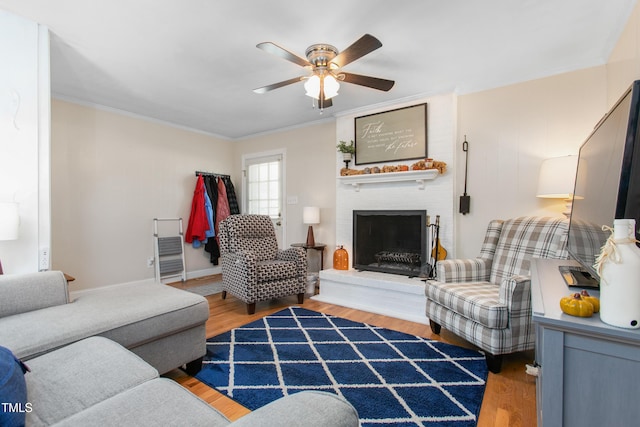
339, 72, 395, 92
257, 42, 311, 67
318, 95, 333, 109
332, 34, 382, 68
253, 76, 304, 94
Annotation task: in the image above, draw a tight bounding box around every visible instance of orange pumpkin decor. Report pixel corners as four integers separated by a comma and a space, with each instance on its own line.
333, 246, 349, 270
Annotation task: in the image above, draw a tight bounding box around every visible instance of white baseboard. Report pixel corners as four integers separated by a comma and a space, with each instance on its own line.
185, 266, 221, 280
158, 266, 221, 284
69, 266, 222, 300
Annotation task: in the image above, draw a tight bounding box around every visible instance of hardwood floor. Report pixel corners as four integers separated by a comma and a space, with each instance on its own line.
165, 288, 537, 427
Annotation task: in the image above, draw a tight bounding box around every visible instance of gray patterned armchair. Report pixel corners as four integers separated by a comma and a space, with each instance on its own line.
425, 216, 569, 373
220, 214, 307, 314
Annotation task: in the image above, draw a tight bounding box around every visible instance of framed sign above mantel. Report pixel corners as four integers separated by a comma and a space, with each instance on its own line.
354, 103, 427, 165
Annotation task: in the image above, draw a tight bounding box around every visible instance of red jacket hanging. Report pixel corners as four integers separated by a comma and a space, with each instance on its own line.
185, 175, 210, 245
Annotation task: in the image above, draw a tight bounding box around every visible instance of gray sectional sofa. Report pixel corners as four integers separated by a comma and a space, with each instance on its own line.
0, 271, 209, 375
0, 271, 360, 426
15, 336, 359, 426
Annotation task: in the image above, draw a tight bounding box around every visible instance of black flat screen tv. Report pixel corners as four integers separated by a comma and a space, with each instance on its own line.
567, 80, 640, 280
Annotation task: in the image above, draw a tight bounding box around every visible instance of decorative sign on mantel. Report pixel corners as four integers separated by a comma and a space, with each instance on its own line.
354, 103, 428, 165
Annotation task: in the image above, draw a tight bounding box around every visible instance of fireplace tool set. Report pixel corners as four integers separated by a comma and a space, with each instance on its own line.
426, 215, 446, 279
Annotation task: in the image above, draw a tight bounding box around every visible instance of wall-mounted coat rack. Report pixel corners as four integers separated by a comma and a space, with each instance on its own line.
195, 171, 230, 178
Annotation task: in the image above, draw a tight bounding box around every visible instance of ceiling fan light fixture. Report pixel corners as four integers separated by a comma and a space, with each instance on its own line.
304, 75, 320, 98
324, 74, 340, 99
304, 74, 339, 100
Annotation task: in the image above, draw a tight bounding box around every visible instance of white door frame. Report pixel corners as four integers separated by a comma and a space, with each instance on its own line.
241, 149, 287, 245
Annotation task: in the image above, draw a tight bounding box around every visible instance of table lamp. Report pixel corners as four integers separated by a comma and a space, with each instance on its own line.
536, 155, 578, 217
303, 207, 320, 247
0, 202, 20, 274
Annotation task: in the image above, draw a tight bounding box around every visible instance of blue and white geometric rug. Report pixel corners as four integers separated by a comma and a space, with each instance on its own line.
196, 307, 488, 426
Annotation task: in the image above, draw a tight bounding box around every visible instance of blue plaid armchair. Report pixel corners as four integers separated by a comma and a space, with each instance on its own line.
425, 216, 569, 373
220, 214, 307, 314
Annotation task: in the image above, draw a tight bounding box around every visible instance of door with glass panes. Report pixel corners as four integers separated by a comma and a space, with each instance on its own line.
243, 152, 284, 245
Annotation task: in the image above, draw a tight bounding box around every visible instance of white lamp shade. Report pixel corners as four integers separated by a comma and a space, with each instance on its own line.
0, 202, 19, 241
304, 75, 339, 100
323, 75, 340, 99
304, 75, 320, 98
303, 206, 320, 225
537, 155, 578, 198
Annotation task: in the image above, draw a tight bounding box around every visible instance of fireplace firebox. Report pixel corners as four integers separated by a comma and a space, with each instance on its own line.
352, 210, 427, 277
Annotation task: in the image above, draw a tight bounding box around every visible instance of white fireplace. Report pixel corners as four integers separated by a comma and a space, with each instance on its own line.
312, 93, 456, 323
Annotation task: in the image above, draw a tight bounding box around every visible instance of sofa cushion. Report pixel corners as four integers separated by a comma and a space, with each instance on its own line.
0, 271, 68, 318
25, 337, 158, 427
231, 391, 360, 427
0, 283, 208, 361
52, 378, 230, 427
425, 281, 508, 329
425, 298, 516, 355
0, 346, 29, 427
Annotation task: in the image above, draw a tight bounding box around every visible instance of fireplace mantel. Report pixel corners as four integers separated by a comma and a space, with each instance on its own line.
338, 169, 439, 191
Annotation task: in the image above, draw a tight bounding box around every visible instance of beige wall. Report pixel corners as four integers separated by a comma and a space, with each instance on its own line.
607, 0, 640, 106
455, 67, 608, 258
233, 120, 337, 271
453, 0, 640, 259
47, 63, 624, 288
51, 99, 235, 290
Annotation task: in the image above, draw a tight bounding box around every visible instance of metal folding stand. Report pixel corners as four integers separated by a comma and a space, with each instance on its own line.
153, 218, 186, 283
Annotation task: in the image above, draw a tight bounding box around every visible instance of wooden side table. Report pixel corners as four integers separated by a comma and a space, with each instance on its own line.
291, 243, 326, 270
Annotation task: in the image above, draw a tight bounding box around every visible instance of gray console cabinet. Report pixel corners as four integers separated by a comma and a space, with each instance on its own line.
531, 259, 640, 426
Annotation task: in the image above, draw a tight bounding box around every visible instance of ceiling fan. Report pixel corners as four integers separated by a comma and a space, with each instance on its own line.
253, 34, 395, 110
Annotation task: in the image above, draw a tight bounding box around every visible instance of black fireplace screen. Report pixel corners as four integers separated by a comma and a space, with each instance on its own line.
352, 210, 427, 277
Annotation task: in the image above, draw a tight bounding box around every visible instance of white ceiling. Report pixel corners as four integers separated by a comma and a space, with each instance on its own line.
0, 0, 636, 139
